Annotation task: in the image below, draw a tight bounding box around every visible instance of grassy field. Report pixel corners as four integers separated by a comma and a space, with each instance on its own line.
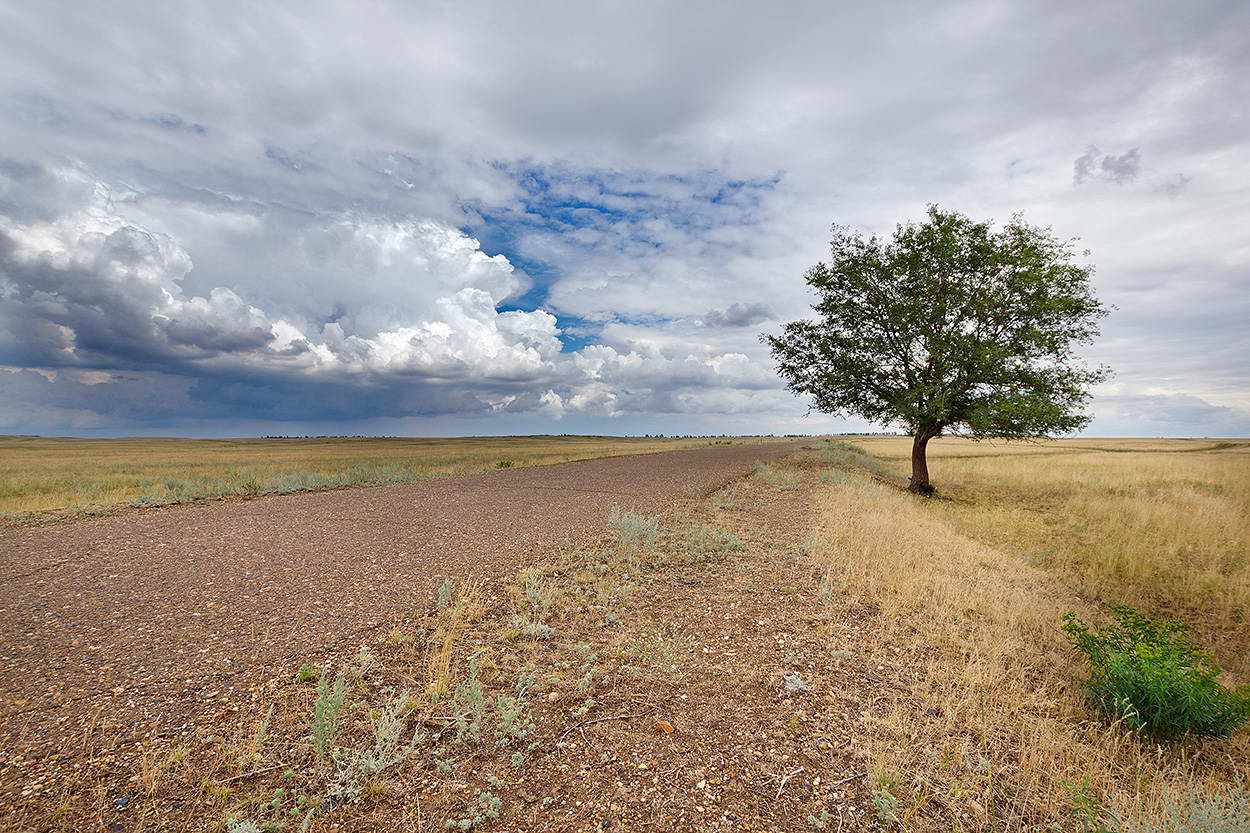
850, 435, 1250, 653
816, 436, 1250, 830
0, 434, 789, 519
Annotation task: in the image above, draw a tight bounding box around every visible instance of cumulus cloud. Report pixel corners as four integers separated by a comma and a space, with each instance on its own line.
0, 167, 543, 379
0, 166, 552, 403
0, 163, 781, 427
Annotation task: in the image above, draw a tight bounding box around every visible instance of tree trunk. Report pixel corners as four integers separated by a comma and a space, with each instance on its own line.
908, 430, 936, 496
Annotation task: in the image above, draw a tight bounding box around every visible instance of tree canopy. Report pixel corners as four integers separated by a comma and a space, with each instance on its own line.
766, 206, 1110, 494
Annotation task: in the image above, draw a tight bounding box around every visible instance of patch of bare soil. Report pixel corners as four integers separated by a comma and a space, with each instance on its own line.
4, 447, 902, 832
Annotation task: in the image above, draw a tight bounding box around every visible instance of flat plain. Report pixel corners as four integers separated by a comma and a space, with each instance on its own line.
1, 436, 1246, 832
0, 434, 781, 519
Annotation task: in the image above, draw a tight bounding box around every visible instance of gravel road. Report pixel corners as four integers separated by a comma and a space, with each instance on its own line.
0, 441, 801, 766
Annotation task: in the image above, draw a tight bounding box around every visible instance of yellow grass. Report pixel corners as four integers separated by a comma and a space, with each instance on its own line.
426, 577, 485, 699
853, 435, 1250, 662
813, 437, 1249, 830
0, 434, 791, 517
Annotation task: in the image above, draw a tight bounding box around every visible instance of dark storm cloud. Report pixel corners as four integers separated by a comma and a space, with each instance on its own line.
0, 368, 197, 429
0, 220, 277, 370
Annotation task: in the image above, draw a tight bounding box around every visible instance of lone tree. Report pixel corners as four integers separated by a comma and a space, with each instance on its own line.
767, 206, 1110, 495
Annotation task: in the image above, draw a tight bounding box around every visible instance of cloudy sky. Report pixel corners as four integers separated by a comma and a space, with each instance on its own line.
1, 1, 1247, 438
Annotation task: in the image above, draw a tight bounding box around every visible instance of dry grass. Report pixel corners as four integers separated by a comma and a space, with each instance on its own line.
852, 435, 1250, 666
425, 577, 485, 698
813, 438, 1250, 830
0, 434, 789, 517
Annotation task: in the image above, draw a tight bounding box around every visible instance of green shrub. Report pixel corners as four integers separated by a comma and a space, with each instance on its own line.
295, 663, 321, 682
308, 668, 349, 759
1061, 605, 1250, 739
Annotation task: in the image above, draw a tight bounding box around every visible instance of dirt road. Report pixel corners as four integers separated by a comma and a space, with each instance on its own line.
0, 441, 801, 768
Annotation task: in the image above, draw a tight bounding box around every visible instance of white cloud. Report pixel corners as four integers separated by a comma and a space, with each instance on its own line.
0, 167, 552, 384
1, 164, 782, 426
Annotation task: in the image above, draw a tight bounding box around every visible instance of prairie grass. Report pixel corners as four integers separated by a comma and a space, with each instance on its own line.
0, 434, 791, 517
813, 439, 1250, 830
852, 436, 1250, 665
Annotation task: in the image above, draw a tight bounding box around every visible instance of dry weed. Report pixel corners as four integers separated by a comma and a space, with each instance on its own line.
427, 578, 485, 698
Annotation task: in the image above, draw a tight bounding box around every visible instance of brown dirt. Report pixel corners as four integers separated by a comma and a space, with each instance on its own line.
0, 442, 802, 791
473, 453, 886, 832
4, 442, 903, 832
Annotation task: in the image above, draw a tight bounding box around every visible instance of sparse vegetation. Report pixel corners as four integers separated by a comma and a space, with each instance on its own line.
326, 687, 420, 804
493, 671, 536, 747
436, 577, 454, 612
518, 567, 557, 621
1111, 778, 1250, 833
295, 664, 320, 683
427, 578, 484, 697
871, 785, 899, 828
446, 790, 503, 830
608, 506, 659, 553
451, 653, 488, 743
676, 524, 743, 562
0, 434, 792, 519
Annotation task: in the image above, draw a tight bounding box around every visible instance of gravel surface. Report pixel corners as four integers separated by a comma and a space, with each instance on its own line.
0, 441, 800, 763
